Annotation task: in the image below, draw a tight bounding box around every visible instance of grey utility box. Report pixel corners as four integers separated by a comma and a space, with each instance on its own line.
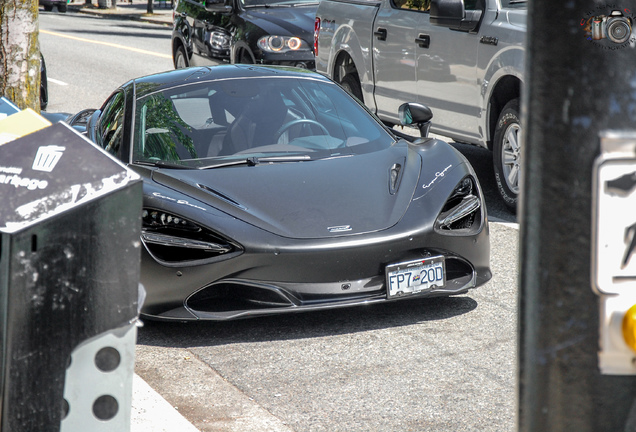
0, 121, 143, 431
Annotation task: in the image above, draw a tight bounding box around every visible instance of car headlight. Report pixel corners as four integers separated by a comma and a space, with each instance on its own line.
435, 176, 482, 231
257, 36, 309, 53
141, 208, 240, 263
209, 31, 230, 50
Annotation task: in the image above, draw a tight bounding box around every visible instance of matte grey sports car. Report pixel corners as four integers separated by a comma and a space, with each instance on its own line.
71, 64, 491, 321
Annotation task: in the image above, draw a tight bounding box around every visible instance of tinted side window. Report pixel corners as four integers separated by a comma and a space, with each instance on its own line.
97, 91, 125, 156
393, 0, 482, 12
393, 0, 430, 12
464, 0, 481, 10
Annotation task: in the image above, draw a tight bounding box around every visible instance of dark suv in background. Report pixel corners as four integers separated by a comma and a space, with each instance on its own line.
171, 0, 319, 70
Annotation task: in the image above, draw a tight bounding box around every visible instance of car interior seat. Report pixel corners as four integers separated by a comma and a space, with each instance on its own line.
220, 87, 288, 156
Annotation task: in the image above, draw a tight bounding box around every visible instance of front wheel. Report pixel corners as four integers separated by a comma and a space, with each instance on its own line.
236, 49, 254, 64
493, 98, 521, 212
174, 45, 188, 69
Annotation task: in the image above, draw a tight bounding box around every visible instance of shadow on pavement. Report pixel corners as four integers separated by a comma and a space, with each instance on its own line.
137, 295, 478, 348
450, 142, 517, 224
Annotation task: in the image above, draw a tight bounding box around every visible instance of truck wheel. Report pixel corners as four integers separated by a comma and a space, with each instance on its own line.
339, 74, 363, 103
493, 98, 521, 212
174, 46, 188, 69
58, 3, 67, 12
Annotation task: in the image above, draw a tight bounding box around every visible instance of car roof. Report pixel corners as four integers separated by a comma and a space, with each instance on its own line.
131, 65, 332, 98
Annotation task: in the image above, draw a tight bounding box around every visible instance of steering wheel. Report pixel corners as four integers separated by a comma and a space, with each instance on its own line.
274, 119, 329, 141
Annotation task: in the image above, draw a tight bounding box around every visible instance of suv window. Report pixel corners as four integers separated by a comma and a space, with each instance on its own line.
97, 91, 125, 156
393, 0, 429, 12
392, 0, 483, 13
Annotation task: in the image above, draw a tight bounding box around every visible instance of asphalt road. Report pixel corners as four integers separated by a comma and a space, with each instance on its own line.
39, 10, 520, 431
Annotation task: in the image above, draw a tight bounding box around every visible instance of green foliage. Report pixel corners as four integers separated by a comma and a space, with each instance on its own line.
141, 92, 197, 161
396, 0, 429, 11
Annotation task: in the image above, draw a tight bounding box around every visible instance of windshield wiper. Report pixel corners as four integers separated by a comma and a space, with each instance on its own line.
199, 155, 311, 169
134, 160, 194, 170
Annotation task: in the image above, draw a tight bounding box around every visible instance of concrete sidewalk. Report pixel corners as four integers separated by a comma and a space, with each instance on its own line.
131, 373, 201, 432
65, 0, 174, 26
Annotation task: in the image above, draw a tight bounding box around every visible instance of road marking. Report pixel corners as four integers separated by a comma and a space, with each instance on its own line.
40, 29, 173, 59
48, 77, 68, 86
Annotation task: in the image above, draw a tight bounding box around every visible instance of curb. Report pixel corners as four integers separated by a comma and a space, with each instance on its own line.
66, 3, 173, 25
131, 374, 201, 432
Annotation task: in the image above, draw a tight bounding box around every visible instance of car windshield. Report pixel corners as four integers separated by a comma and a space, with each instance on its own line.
133, 75, 393, 168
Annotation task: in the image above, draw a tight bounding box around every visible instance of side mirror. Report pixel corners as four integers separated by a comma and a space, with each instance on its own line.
399, 103, 433, 138
430, 0, 482, 33
67, 108, 96, 128
205, 0, 231, 12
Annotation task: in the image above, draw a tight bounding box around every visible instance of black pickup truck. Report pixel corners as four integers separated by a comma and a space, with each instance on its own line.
171, 0, 319, 70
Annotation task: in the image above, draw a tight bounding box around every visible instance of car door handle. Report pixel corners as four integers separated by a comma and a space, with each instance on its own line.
415, 34, 430, 48
374, 28, 387, 41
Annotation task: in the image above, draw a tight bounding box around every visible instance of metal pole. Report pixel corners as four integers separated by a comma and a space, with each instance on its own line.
519, 1, 636, 431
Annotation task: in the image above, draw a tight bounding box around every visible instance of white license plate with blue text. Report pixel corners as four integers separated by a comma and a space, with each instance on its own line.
386, 256, 445, 298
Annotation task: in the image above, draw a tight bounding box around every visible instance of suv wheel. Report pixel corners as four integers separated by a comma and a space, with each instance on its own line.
237, 49, 254, 64
174, 46, 188, 69
493, 98, 521, 212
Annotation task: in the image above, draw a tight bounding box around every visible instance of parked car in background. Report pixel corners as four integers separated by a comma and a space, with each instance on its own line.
40, 54, 48, 111
39, 0, 69, 12
171, 0, 318, 70
69, 65, 491, 321
315, 0, 526, 211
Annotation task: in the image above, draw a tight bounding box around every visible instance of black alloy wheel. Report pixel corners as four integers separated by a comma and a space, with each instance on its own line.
174, 45, 188, 69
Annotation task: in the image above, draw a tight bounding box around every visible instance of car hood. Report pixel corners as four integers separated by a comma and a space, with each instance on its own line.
243, 5, 318, 40
151, 145, 421, 239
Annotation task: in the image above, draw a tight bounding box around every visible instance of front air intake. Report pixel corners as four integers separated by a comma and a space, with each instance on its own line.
436, 176, 482, 232
141, 208, 241, 264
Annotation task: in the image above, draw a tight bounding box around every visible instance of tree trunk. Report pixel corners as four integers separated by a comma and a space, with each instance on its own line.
0, 0, 40, 111
147, 0, 153, 14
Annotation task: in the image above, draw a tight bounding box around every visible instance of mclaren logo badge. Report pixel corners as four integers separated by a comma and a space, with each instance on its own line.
328, 225, 352, 233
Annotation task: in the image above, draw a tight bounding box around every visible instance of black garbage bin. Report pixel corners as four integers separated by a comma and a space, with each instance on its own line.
0, 121, 143, 431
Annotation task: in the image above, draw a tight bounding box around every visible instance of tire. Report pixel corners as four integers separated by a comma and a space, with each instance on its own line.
44, 5, 53, 11
58, 3, 67, 12
174, 45, 188, 69
237, 49, 254, 64
493, 98, 521, 212
339, 73, 363, 103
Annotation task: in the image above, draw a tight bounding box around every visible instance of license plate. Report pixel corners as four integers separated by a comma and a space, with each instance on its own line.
386, 256, 445, 298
